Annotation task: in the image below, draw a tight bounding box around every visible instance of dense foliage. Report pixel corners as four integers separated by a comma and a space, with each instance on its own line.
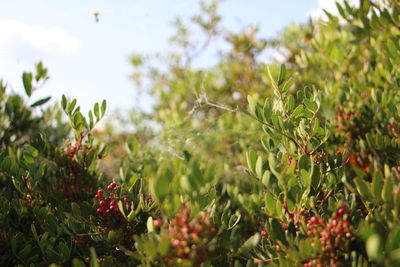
1, 0, 399, 266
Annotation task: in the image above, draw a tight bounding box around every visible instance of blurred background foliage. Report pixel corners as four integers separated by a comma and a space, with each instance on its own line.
1, 0, 400, 266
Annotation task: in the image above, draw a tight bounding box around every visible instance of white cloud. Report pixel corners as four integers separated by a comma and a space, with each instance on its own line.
0, 20, 79, 57
309, 0, 359, 21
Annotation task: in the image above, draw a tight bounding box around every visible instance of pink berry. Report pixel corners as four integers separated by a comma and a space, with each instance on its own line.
112, 206, 119, 212
97, 208, 104, 215
261, 230, 267, 236
337, 205, 348, 216
171, 239, 180, 247
310, 216, 318, 224
335, 227, 343, 234
154, 219, 162, 227
107, 183, 117, 189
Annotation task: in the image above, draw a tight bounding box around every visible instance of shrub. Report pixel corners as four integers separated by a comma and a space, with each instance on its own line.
0, 0, 399, 266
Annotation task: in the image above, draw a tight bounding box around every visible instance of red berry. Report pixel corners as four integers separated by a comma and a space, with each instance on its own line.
275, 245, 281, 251
261, 230, 267, 236
337, 205, 348, 217
95, 194, 101, 199
171, 239, 180, 247
154, 219, 162, 227
107, 183, 117, 190
310, 216, 318, 224
105, 197, 111, 202
97, 208, 104, 215
100, 200, 108, 207
97, 189, 104, 196
335, 227, 343, 234
342, 220, 350, 228
112, 205, 119, 212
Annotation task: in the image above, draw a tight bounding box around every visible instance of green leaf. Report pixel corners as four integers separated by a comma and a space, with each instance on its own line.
255, 156, 263, 179
61, 95, 67, 110
300, 169, 311, 189
108, 230, 122, 246
303, 99, 318, 113
46, 247, 62, 263
72, 258, 86, 267
382, 177, 393, 202
58, 242, 70, 259
277, 64, 286, 86
386, 227, 400, 251
18, 244, 32, 259
268, 218, 287, 245
298, 155, 310, 171
147, 216, 154, 232
153, 167, 172, 201
246, 151, 257, 174
266, 66, 278, 90
312, 118, 320, 136
90, 247, 100, 267
372, 172, 384, 201
88, 110, 94, 129
290, 105, 304, 118
238, 233, 260, 254
31, 224, 39, 242
30, 96, 51, 107
71, 202, 81, 217
366, 234, 383, 262
101, 100, 107, 117
336, 2, 347, 19
22, 72, 33, 97
68, 99, 77, 114
354, 177, 372, 200
247, 95, 256, 116
265, 193, 276, 215
94, 102, 100, 120
228, 212, 241, 229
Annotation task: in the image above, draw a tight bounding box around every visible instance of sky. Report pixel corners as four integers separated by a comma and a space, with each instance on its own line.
0, 0, 345, 115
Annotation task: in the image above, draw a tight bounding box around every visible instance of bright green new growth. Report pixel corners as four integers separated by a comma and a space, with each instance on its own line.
0, 0, 400, 266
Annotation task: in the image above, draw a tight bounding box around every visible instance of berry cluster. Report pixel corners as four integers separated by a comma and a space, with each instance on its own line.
337, 106, 355, 121
387, 123, 398, 134
313, 151, 327, 165
335, 106, 360, 133
304, 205, 352, 266
94, 183, 120, 217
66, 143, 80, 177
165, 204, 217, 265
22, 175, 33, 205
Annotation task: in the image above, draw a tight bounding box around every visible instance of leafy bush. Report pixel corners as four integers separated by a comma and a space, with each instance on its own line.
1, 0, 399, 266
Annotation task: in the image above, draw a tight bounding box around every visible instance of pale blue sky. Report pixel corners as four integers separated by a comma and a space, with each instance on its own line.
0, 0, 329, 114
